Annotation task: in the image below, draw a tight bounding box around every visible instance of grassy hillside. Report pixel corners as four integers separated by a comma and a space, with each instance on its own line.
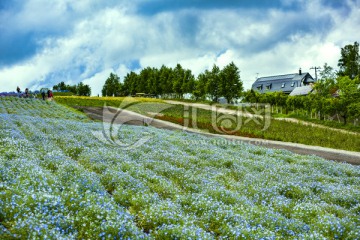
55, 96, 360, 152
1, 97, 360, 239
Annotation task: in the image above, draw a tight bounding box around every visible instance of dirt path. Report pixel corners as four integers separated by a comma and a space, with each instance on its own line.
82, 106, 360, 165
83, 107, 185, 131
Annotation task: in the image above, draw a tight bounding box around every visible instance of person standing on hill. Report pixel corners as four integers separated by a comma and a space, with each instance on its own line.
16, 86, 20, 93
47, 90, 53, 100
41, 91, 46, 100
25, 88, 29, 98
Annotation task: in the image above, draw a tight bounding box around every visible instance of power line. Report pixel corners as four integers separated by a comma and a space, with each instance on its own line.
310, 66, 321, 81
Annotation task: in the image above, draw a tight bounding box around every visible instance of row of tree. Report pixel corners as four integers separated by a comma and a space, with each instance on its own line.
102, 62, 243, 103
53, 81, 91, 96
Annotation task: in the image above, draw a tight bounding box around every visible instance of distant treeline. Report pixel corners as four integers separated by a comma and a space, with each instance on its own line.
53, 81, 91, 96
102, 62, 243, 103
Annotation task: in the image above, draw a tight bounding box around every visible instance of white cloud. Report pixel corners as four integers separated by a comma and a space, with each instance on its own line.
326, 0, 360, 46
1, 0, 359, 94
82, 70, 110, 97
178, 53, 217, 76
82, 64, 131, 96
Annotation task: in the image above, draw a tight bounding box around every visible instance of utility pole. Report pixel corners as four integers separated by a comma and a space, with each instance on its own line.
310, 66, 321, 81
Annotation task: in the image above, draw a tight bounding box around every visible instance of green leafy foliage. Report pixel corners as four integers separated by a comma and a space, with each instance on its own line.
220, 62, 243, 103
121, 62, 243, 102
76, 82, 91, 96
52, 81, 91, 96
102, 73, 122, 97
338, 41, 360, 79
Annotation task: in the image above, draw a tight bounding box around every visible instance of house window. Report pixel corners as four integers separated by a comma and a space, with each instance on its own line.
281, 83, 285, 88
257, 85, 263, 90
266, 84, 272, 90
291, 82, 295, 87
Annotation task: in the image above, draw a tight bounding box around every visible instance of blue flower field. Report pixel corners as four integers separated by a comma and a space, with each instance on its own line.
0, 97, 359, 239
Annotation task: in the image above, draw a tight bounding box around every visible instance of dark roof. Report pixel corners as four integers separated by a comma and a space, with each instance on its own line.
252, 72, 315, 94
256, 73, 295, 82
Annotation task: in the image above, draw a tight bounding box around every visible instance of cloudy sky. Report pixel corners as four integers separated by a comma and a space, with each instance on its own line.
0, 0, 359, 95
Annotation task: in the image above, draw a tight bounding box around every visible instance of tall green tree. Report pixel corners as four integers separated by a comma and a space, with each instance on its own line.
332, 76, 360, 124
53, 81, 67, 91
159, 65, 173, 97
102, 73, 122, 97
220, 62, 243, 103
138, 67, 153, 94
123, 71, 139, 96
319, 63, 336, 80
77, 82, 91, 96
193, 72, 208, 100
172, 64, 186, 98
148, 67, 160, 95
181, 69, 195, 95
206, 65, 221, 102
338, 41, 360, 79
315, 63, 337, 97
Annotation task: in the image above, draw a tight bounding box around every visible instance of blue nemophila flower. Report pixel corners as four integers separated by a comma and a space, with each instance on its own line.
1, 97, 360, 239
